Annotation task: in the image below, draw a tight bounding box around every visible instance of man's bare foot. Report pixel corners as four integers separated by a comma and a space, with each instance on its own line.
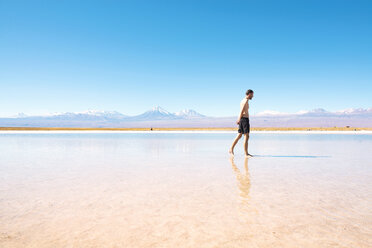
245, 153, 253, 157
229, 148, 234, 156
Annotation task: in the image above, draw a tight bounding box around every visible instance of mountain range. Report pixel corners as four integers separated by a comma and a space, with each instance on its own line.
8, 106, 205, 120
255, 107, 372, 117
1, 106, 371, 128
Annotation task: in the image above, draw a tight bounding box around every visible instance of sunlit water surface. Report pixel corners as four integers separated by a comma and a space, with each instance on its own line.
0, 132, 371, 248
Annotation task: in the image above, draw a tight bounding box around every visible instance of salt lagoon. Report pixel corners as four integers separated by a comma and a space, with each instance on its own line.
1, 132, 371, 247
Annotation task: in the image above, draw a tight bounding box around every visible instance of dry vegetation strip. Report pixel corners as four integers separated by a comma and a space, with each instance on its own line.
0, 127, 371, 131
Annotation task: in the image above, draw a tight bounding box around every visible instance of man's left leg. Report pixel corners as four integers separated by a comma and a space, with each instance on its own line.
244, 133, 253, 157
229, 133, 242, 156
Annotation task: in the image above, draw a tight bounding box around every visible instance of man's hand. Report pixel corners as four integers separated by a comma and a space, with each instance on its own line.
236, 119, 240, 125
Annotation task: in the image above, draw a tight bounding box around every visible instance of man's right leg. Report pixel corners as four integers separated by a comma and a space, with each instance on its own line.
229, 133, 242, 155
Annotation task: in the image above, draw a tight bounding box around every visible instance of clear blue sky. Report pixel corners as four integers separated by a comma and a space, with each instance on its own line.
0, 0, 371, 117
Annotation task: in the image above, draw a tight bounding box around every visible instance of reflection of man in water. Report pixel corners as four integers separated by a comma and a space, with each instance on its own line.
230, 157, 251, 208
229, 89, 254, 157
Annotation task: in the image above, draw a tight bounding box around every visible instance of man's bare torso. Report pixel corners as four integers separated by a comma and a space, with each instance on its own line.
240, 98, 249, 118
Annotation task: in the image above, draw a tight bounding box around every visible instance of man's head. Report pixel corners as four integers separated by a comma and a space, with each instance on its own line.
246, 89, 254, 99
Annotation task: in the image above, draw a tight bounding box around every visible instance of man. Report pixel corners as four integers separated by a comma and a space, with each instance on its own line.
229, 89, 254, 157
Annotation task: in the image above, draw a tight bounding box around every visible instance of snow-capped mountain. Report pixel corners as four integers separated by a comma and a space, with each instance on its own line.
128, 106, 206, 120
334, 107, 372, 115
175, 109, 205, 118
74, 110, 127, 118
255, 108, 372, 117
255, 108, 331, 117
129, 106, 182, 120
297, 108, 332, 117
10, 112, 28, 118
21, 110, 128, 120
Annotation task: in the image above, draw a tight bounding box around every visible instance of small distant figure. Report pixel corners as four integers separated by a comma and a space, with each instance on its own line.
150, 127, 153, 131
229, 89, 254, 157
346, 126, 350, 128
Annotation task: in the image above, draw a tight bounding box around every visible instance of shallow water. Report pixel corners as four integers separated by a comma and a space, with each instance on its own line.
0, 133, 371, 248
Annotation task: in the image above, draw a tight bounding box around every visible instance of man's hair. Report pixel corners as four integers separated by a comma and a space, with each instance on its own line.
246, 89, 254, 95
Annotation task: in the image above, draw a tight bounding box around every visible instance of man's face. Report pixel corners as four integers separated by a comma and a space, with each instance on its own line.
248, 93, 254, 99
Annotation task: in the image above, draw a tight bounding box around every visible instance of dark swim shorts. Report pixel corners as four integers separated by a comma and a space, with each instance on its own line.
238, 117, 250, 134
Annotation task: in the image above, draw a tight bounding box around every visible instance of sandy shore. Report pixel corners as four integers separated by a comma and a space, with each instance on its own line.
0, 127, 371, 132
1, 130, 372, 134
0, 127, 372, 134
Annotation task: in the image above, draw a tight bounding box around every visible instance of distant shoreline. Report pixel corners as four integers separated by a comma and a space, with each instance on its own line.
1, 127, 372, 134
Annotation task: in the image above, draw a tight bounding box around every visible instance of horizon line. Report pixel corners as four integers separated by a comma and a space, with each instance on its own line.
1, 106, 371, 118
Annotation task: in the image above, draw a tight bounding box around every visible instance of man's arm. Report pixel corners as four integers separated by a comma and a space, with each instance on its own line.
236, 99, 248, 124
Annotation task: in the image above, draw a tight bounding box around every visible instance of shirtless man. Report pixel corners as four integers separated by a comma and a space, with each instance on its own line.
229, 89, 254, 157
